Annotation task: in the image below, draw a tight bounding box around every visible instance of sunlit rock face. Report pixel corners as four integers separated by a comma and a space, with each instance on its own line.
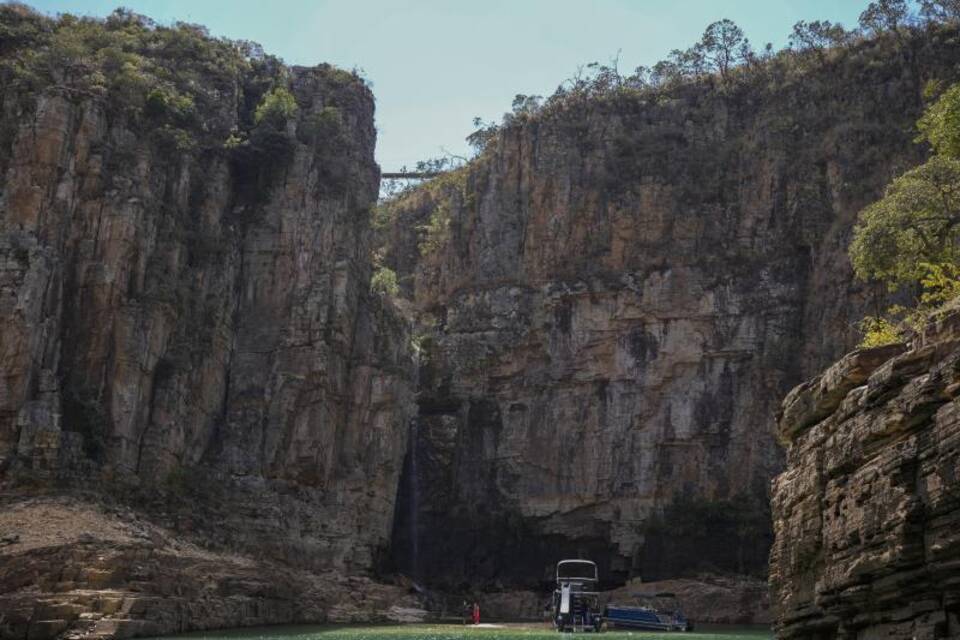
381, 27, 960, 590
770, 311, 960, 639
0, 41, 416, 636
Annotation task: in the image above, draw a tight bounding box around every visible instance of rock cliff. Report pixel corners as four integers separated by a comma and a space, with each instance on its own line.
0, 8, 416, 638
7, 5, 960, 636
770, 310, 960, 638
380, 26, 960, 590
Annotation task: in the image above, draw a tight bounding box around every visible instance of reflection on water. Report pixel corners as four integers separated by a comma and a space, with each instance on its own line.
144, 623, 772, 640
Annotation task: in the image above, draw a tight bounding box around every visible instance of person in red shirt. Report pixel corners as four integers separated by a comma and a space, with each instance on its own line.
472, 602, 480, 625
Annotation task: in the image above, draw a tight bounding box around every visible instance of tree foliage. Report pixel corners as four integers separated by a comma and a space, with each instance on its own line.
917, 83, 960, 158
467, 117, 498, 155
850, 156, 960, 286
253, 86, 298, 128
789, 20, 850, 53
0, 3, 364, 177
851, 78, 960, 343
920, 0, 960, 22
700, 19, 749, 80
458, 0, 960, 164
370, 266, 400, 298
859, 0, 911, 34
857, 316, 903, 347
418, 202, 452, 255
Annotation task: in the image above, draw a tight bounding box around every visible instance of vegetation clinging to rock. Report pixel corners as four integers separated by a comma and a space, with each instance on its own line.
0, 4, 288, 148
370, 266, 400, 298
851, 77, 960, 345
253, 86, 298, 127
0, 2, 364, 182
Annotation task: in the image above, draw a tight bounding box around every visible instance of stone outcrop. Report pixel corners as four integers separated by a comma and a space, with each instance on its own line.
770, 310, 960, 638
0, 12, 416, 638
381, 26, 960, 591
0, 497, 426, 639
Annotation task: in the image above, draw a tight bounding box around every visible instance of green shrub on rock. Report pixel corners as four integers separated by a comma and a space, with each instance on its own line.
371, 266, 400, 298
253, 86, 298, 128
857, 316, 903, 347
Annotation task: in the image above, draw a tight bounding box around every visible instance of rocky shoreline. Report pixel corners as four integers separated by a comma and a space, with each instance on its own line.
0, 495, 427, 640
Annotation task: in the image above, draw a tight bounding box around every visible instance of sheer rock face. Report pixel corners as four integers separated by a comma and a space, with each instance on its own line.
0, 65, 416, 636
383, 30, 960, 589
770, 311, 960, 639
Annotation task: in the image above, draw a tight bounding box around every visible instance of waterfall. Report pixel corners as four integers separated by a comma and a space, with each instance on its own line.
408, 419, 421, 582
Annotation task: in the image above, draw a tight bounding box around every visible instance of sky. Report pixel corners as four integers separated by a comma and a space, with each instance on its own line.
23, 0, 875, 172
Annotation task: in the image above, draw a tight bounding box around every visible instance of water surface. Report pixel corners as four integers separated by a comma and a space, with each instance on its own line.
149, 623, 772, 640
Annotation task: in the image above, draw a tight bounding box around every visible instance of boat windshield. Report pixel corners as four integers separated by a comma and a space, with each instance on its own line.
557, 560, 597, 581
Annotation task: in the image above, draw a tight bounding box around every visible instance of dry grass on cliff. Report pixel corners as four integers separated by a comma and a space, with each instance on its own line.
0, 496, 139, 553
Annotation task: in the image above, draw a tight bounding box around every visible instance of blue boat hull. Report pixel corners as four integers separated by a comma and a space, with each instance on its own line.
605, 605, 689, 631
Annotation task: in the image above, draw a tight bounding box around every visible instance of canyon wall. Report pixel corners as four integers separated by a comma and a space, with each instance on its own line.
0, 9, 416, 638
770, 312, 960, 639
381, 26, 960, 590
6, 7, 960, 636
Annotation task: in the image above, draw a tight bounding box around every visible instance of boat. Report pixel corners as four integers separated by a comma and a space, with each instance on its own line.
604, 592, 692, 631
551, 559, 603, 632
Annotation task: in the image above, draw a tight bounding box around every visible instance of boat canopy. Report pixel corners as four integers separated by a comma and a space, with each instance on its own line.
556, 559, 598, 582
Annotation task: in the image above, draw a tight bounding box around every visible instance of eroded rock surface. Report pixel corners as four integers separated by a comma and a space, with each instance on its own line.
770, 310, 960, 638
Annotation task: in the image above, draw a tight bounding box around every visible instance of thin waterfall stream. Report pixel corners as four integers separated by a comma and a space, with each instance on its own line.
408, 419, 420, 583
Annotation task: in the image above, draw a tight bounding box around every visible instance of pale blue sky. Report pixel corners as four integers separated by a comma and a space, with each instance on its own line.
24, 0, 874, 171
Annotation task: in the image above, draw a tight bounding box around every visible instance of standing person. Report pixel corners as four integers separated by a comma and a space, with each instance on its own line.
472, 601, 480, 625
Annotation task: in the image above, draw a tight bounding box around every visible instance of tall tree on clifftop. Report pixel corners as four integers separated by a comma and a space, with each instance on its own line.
699, 19, 748, 80
789, 20, 850, 55
858, 0, 911, 33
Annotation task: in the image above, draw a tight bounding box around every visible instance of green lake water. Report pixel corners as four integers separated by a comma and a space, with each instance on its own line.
148, 623, 772, 640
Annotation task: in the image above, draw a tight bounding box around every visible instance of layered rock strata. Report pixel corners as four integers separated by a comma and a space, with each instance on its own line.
770, 311, 960, 638
382, 26, 960, 589
0, 497, 426, 639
